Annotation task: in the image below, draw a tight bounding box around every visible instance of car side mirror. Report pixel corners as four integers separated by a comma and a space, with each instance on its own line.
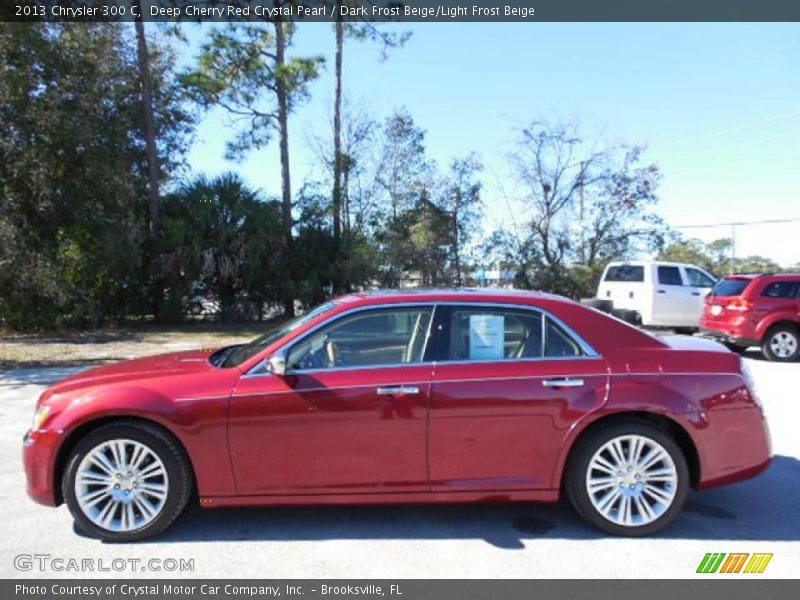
266, 351, 287, 376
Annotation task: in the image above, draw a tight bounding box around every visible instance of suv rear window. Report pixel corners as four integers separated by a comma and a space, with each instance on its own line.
604, 265, 644, 282
711, 278, 751, 297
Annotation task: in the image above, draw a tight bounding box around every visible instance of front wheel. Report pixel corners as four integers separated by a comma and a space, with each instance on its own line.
62, 421, 192, 542
566, 421, 689, 536
762, 324, 800, 362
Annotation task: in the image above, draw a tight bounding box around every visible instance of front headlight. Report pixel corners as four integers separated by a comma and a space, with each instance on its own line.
31, 405, 51, 431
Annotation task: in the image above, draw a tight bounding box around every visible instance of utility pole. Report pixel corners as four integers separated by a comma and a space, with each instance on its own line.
579, 161, 585, 264
730, 223, 736, 274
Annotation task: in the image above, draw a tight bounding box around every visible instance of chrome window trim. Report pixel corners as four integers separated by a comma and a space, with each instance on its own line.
244, 300, 599, 377
244, 303, 438, 377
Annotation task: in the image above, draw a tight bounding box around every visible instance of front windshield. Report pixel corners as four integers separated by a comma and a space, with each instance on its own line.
221, 301, 336, 368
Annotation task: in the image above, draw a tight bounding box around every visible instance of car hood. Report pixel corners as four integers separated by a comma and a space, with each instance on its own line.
48, 349, 218, 395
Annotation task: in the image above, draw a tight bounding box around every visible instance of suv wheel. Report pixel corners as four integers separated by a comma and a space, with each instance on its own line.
566, 421, 689, 536
62, 421, 192, 542
762, 324, 800, 362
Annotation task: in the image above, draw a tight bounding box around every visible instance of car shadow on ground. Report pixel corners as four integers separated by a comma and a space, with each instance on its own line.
81, 455, 799, 548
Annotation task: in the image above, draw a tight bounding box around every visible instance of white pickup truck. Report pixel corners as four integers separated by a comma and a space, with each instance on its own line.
589, 260, 717, 331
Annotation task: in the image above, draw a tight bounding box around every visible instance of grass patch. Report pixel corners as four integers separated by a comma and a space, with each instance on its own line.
0, 322, 274, 370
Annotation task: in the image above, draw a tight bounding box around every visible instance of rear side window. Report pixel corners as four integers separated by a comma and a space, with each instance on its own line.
761, 281, 799, 299
604, 265, 644, 282
657, 266, 683, 286
711, 278, 751, 297
447, 308, 544, 361
444, 307, 586, 361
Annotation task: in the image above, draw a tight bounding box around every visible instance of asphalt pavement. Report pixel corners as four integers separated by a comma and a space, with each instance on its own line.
1, 353, 798, 579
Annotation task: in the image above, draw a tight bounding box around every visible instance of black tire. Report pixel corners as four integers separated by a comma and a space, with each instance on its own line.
62, 421, 192, 542
580, 298, 613, 313
565, 420, 689, 537
761, 324, 800, 362
723, 342, 748, 355
674, 327, 697, 336
611, 308, 641, 326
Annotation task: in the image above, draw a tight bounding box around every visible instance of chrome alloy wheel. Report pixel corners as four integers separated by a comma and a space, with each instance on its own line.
74, 439, 169, 532
585, 435, 678, 527
769, 330, 798, 359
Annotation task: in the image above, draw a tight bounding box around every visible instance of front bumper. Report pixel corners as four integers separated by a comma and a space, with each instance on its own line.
23, 429, 61, 506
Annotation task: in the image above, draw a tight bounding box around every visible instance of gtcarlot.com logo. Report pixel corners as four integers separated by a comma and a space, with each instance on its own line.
696, 552, 773, 574
14, 553, 195, 573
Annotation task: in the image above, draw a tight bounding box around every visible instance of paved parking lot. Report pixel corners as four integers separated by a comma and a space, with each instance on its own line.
1, 353, 798, 579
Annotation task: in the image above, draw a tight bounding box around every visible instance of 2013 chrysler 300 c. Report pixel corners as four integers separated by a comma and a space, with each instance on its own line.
23, 289, 771, 541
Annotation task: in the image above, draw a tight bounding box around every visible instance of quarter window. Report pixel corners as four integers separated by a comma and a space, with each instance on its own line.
286, 307, 433, 371
761, 281, 798, 299
544, 318, 584, 357
657, 266, 683, 286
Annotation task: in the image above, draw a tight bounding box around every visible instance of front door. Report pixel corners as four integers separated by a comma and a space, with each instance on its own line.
228, 305, 434, 495
426, 304, 609, 491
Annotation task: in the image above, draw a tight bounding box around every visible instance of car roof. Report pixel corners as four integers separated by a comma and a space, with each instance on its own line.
723, 273, 800, 280
331, 287, 566, 306
605, 260, 707, 269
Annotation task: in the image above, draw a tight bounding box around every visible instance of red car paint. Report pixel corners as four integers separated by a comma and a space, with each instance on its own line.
701, 273, 800, 348
24, 289, 771, 510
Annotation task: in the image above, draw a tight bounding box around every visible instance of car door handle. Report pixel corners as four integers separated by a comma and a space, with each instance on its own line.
692, 292, 701, 296
542, 378, 584, 388
657, 289, 666, 294
377, 386, 420, 396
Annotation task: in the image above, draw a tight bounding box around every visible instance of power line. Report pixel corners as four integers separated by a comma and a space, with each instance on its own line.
673, 217, 800, 229
667, 129, 800, 164
659, 111, 800, 149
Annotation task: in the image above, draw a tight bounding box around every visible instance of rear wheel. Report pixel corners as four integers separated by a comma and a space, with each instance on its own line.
566, 421, 688, 536
762, 324, 799, 362
62, 421, 192, 542
580, 298, 613, 313
674, 327, 697, 336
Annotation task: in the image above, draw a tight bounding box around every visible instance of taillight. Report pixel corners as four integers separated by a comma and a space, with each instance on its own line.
740, 358, 763, 412
726, 298, 753, 312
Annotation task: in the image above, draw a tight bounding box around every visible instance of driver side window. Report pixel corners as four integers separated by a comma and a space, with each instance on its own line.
286, 307, 433, 371
686, 267, 715, 288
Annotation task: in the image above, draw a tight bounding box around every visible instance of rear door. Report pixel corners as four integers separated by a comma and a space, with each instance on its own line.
653, 265, 692, 326
427, 304, 609, 491
756, 279, 800, 324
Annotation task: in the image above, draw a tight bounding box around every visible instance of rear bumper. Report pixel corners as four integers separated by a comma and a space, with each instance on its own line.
700, 315, 759, 346
694, 406, 772, 490
23, 429, 60, 507
699, 327, 759, 348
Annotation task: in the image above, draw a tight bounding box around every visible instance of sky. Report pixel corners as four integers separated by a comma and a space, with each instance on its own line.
183, 22, 800, 267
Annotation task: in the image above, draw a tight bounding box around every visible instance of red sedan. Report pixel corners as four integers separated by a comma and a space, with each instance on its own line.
23, 289, 771, 541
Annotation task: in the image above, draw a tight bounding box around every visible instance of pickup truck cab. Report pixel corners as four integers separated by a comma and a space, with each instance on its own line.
596, 261, 717, 330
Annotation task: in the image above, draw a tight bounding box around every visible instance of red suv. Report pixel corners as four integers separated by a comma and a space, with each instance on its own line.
701, 273, 800, 361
